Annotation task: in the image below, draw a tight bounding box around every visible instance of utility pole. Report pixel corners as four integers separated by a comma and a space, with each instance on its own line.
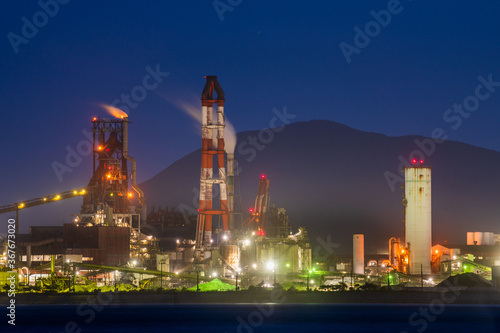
307, 270, 310, 291
72, 266, 76, 293
273, 259, 276, 287
350, 260, 353, 289
160, 262, 163, 290
421, 264, 423, 289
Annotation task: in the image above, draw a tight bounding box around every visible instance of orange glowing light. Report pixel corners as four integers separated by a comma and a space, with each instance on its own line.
106, 174, 111, 179
97, 145, 103, 151
100, 104, 128, 119
128, 192, 133, 198
92, 117, 97, 122
435, 250, 439, 254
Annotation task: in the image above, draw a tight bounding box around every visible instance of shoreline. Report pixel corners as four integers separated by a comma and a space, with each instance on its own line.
4, 289, 500, 305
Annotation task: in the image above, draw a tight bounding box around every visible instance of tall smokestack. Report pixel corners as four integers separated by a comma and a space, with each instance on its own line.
123, 117, 146, 221
404, 161, 431, 275
196, 76, 230, 249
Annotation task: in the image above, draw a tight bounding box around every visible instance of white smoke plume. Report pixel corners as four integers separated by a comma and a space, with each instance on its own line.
163, 95, 237, 154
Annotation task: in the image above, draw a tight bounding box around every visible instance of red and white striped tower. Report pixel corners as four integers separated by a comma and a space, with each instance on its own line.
195, 76, 230, 249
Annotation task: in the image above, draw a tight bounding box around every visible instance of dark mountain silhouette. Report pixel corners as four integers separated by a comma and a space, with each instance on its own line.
140, 120, 500, 254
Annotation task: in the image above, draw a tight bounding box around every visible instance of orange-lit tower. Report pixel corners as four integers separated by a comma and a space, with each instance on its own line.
195, 76, 230, 248
251, 175, 270, 236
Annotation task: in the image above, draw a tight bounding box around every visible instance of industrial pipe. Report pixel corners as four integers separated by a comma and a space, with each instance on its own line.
122, 117, 146, 221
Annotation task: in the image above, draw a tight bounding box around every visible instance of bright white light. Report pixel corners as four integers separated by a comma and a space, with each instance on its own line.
310, 280, 314, 283
223, 235, 228, 241
252, 264, 257, 269
266, 261, 275, 270
176, 239, 180, 244
236, 267, 241, 272
251, 232, 256, 236
210, 239, 213, 243
243, 239, 250, 246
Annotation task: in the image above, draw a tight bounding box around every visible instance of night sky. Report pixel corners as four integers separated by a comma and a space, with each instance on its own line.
1, 1, 500, 234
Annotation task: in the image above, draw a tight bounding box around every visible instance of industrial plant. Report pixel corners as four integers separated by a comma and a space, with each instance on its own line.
1, 76, 500, 293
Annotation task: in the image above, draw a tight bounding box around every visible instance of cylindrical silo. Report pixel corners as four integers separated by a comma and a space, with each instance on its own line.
467, 232, 474, 245
405, 166, 432, 275
473, 232, 483, 245
353, 234, 364, 275
485, 232, 494, 245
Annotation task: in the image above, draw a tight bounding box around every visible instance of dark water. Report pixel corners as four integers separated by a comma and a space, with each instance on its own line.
2, 303, 500, 332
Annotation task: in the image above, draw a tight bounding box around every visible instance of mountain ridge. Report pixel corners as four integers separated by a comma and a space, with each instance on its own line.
140, 120, 500, 254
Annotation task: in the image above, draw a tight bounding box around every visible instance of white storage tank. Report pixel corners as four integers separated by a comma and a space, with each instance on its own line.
405, 166, 432, 275
473, 232, 484, 245
467, 232, 475, 245
484, 232, 495, 245
353, 234, 364, 275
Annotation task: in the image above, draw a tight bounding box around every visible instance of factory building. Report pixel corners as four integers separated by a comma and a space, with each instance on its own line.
17, 224, 132, 267
404, 162, 432, 275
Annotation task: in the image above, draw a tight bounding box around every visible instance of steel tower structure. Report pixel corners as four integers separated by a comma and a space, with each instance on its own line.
195, 76, 230, 249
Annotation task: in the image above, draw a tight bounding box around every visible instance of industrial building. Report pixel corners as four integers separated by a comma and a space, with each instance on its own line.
2, 75, 500, 292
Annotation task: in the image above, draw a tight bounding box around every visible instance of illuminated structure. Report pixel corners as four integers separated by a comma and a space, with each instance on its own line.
388, 237, 409, 273
195, 76, 230, 249
76, 113, 155, 267
353, 234, 364, 275
404, 160, 432, 275
250, 175, 270, 236
79, 115, 145, 228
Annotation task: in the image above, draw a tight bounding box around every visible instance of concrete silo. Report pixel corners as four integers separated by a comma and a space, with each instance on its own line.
353, 234, 364, 275
404, 165, 432, 275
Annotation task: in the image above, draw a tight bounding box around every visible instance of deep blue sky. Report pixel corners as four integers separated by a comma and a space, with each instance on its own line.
1, 1, 500, 233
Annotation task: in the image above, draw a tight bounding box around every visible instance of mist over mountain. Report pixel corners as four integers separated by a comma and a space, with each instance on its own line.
140, 120, 500, 254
